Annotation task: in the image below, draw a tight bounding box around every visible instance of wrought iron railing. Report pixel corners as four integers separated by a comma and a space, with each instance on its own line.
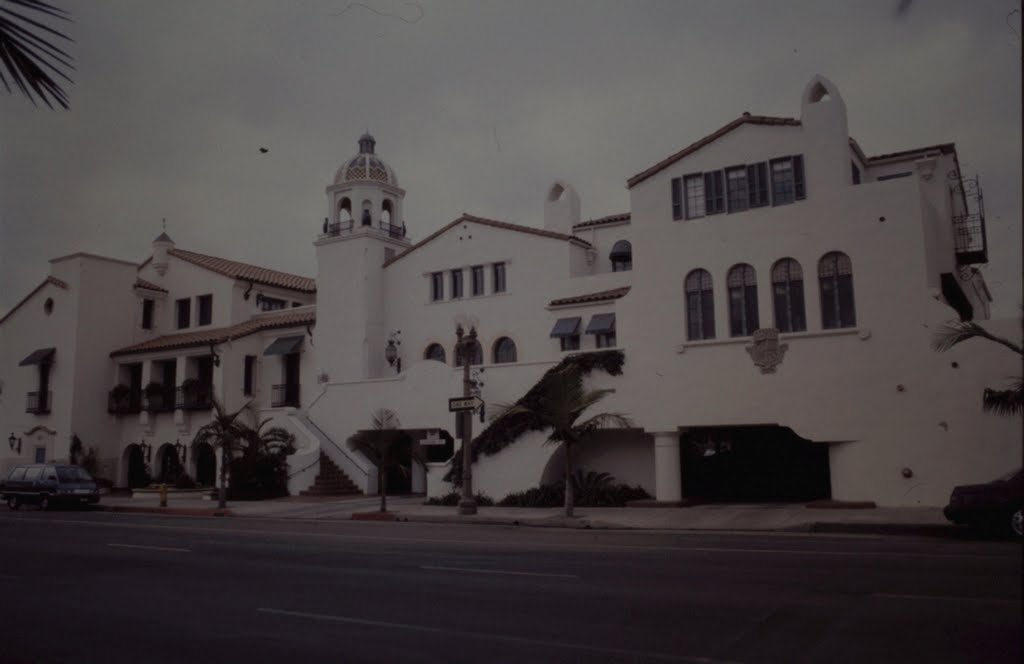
949, 174, 987, 265
144, 386, 177, 412
176, 384, 214, 411
320, 219, 354, 238
26, 391, 51, 414
108, 389, 143, 415
379, 221, 406, 239
271, 383, 300, 408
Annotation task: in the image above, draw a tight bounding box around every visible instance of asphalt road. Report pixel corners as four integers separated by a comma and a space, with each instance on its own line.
0, 509, 1019, 664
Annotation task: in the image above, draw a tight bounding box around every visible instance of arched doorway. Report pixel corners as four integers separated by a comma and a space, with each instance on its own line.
122, 444, 149, 489
195, 443, 216, 487
156, 444, 182, 484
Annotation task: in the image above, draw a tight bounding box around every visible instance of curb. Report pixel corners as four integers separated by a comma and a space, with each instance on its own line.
397, 513, 619, 529
100, 505, 232, 517
806, 522, 959, 537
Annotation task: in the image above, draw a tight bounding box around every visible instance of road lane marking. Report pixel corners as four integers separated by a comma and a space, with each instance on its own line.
256, 608, 734, 663
8, 517, 1015, 561
421, 565, 577, 578
873, 593, 1020, 605
107, 543, 191, 553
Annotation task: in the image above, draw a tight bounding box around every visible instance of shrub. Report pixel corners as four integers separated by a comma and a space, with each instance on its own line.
424, 491, 494, 506
174, 474, 198, 489
499, 471, 651, 508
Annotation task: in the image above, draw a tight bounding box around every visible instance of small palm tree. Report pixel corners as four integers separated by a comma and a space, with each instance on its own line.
347, 408, 425, 513
0, 0, 75, 108
932, 320, 1023, 416
192, 399, 251, 509
492, 365, 632, 517
233, 416, 296, 498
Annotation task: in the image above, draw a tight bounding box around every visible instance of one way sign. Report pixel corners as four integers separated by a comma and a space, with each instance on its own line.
448, 396, 483, 412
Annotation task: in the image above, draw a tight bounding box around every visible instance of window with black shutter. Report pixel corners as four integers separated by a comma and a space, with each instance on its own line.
727, 264, 759, 337
704, 170, 725, 215
141, 299, 154, 330
431, 272, 443, 301
685, 269, 715, 341
450, 269, 463, 298
819, 252, 856, 329
851, 161, 861, 185
243, 355, 255, 396
726, 167, 749, 213
176, 298, 190, 329
684, 174, 705, 219
772, 258, 806, 333
197, 294, 212, 326
671, 177, 683, 220
747, 162, 769, 207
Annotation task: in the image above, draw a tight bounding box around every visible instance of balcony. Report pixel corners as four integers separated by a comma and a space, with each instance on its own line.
144, 386, 177, 412
108, 389, 143, 415
177, 383, 214, 411
271, 383, 300, 408
320, 219, 354, 239
950, 175, 987, 265
26, 391, 51, 415
379, 220, 406, 239
318, 218, 407, 240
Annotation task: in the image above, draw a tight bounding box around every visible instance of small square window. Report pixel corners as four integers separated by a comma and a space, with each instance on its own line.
176, 298, 190, 329
595, 332, 616, 349
492, 263, 506, 293
141, 299, 154, 330
431, 272, 444, 301
450, 269, 463, 299
560, 335, 580, 352
471, 265, 484, 296
34, 447, 46, 463
197, 294, 213, 326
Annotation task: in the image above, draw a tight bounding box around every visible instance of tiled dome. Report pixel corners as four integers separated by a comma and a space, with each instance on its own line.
333, 133, 398, 186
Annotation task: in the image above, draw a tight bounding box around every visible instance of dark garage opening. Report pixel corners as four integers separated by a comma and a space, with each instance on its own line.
681, 425, 830, 502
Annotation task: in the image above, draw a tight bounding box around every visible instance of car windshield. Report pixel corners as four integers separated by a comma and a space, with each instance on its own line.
57, 467, 92, 482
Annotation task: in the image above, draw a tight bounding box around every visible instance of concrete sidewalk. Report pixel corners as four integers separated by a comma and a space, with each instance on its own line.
93, 492, 953, 535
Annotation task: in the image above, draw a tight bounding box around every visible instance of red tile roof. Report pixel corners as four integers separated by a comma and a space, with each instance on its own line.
863, 142, 956, 163
133, 278, 167, 293
138, 249, 316, 293
382, 213, 591, 268
0, 276, 69, 325
110, 309, 316, 357
573, 213, 631, 230
627, 115, 801, 188
549, 286, 631, 307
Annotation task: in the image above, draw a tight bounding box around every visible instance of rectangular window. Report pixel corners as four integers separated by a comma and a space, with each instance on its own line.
492, 262, 506, 293
291, 301, 303, 308
471, 265, 484, 296
726, 167, 749, 213
560, 335, 580, 352
243, 355, 256, 396
176, 298, 190, 329
197, 294, 213, 326
704, 170, 725, 215
450, 269, 463, 298
595, 332, 616, 349
770, 155, 805, 206
259, 296, 286, 311
141, 299, 154, 330
431, 272, 444, 301
671, 177, 683, 220
684, 174, 705, 219
747, 162, 769, 208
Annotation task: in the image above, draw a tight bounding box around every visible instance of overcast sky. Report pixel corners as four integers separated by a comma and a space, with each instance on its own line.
1, 0, 1020, 317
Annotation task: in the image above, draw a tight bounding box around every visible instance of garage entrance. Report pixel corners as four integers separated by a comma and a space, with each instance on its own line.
681, 426, 830, 502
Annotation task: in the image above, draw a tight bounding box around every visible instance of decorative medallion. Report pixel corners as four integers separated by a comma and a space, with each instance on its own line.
746, 328, 788, 374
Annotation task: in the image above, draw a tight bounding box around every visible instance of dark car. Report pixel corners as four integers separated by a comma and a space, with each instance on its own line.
943, 469, 1023, 538
1, 464, 100, 510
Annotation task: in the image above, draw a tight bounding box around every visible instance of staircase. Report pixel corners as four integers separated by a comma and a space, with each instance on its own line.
298, 453, 362, 496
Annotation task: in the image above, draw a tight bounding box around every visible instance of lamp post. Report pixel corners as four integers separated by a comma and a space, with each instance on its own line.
8, 433, 21, 454
456, 324, 478, 515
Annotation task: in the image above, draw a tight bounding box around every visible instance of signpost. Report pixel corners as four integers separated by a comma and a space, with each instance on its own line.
448, 396, 483, 413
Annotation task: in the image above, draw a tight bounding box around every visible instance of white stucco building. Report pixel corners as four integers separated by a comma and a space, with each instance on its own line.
1, 77, 1019, 507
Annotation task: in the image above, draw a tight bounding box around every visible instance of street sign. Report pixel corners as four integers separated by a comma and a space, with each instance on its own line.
448, 396, 483, 412
420, 430, 444, 446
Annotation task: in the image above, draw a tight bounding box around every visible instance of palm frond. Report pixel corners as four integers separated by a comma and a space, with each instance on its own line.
983, 381, 1024, 417
932, 321, 1024, 355
0, 0, 74, 109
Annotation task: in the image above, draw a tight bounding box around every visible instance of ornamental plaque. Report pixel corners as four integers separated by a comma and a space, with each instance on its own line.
746, 328, 788, 374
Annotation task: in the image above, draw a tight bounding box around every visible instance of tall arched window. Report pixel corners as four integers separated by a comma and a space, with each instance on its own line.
382, 199, 393, 226
338, 197, 352, 222
819, 252, 856, 329
361, 200, 372, 226
493, 337, 517, 364
685, 269, 715, 340
610, 240, 632, 272
424, 343, 446, 363
771, 258, 806, 333
454, 339, 483, 366
727, 263, 759, 337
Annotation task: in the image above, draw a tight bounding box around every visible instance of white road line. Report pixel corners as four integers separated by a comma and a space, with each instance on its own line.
256, 608, 733, 663
873, 593, 1020, 604
11, 517, 1014, 561
107, 543, 191, 553
421, 565, 577, 578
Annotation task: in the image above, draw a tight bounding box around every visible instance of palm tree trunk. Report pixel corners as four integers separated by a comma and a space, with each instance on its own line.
564, 441, 574, 518
380, 469, 387, 513
218, 445, 227, 509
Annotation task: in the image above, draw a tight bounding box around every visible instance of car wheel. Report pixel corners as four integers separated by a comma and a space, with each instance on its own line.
1011, 508, 1023, 539
39, 494, 50, 511
7, 496, 19, 510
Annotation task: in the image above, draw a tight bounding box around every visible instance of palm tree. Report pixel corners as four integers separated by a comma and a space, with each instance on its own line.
492, 365, 632, 517
932, 320, 1023, 416
0, 0, 74, 109
192, 399, 251, 509
347, 408, 425, 513
233, 416, 296, 499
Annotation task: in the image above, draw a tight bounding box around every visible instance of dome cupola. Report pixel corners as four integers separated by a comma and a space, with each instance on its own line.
333, 132, 399, 186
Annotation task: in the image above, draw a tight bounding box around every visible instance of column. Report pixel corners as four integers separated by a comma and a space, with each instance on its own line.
653, 431, 682, 503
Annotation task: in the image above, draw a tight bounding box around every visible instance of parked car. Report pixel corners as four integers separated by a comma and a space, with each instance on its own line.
943, 468, 1023, 538
1, 464, 101, 510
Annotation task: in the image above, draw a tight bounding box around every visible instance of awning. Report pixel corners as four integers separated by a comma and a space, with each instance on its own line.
19, 347, 55, 366
550, 317, 581, 338
585, 313, 616, 335
263, 335, 304, 356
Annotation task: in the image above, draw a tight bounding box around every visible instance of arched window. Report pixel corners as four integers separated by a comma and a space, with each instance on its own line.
424, 343, 446, 364
771, 258, 806, 333
609, 240, 632, 272
685, 269, 715, 340
493, 337, 517, 364
338, 197, 352, 222
361, 200, 372, 226
381, 199, 393, 226
454, 339, 483, 367
819, 252, 856, 329
727, 264, 759, 337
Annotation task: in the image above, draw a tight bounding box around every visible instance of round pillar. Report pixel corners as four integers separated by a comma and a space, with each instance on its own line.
653, 431, 682, 502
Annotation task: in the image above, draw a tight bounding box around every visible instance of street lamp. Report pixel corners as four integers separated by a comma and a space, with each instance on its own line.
455, 324, 478, 515
385, 331, 402, 373
8, 433, 21, 454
